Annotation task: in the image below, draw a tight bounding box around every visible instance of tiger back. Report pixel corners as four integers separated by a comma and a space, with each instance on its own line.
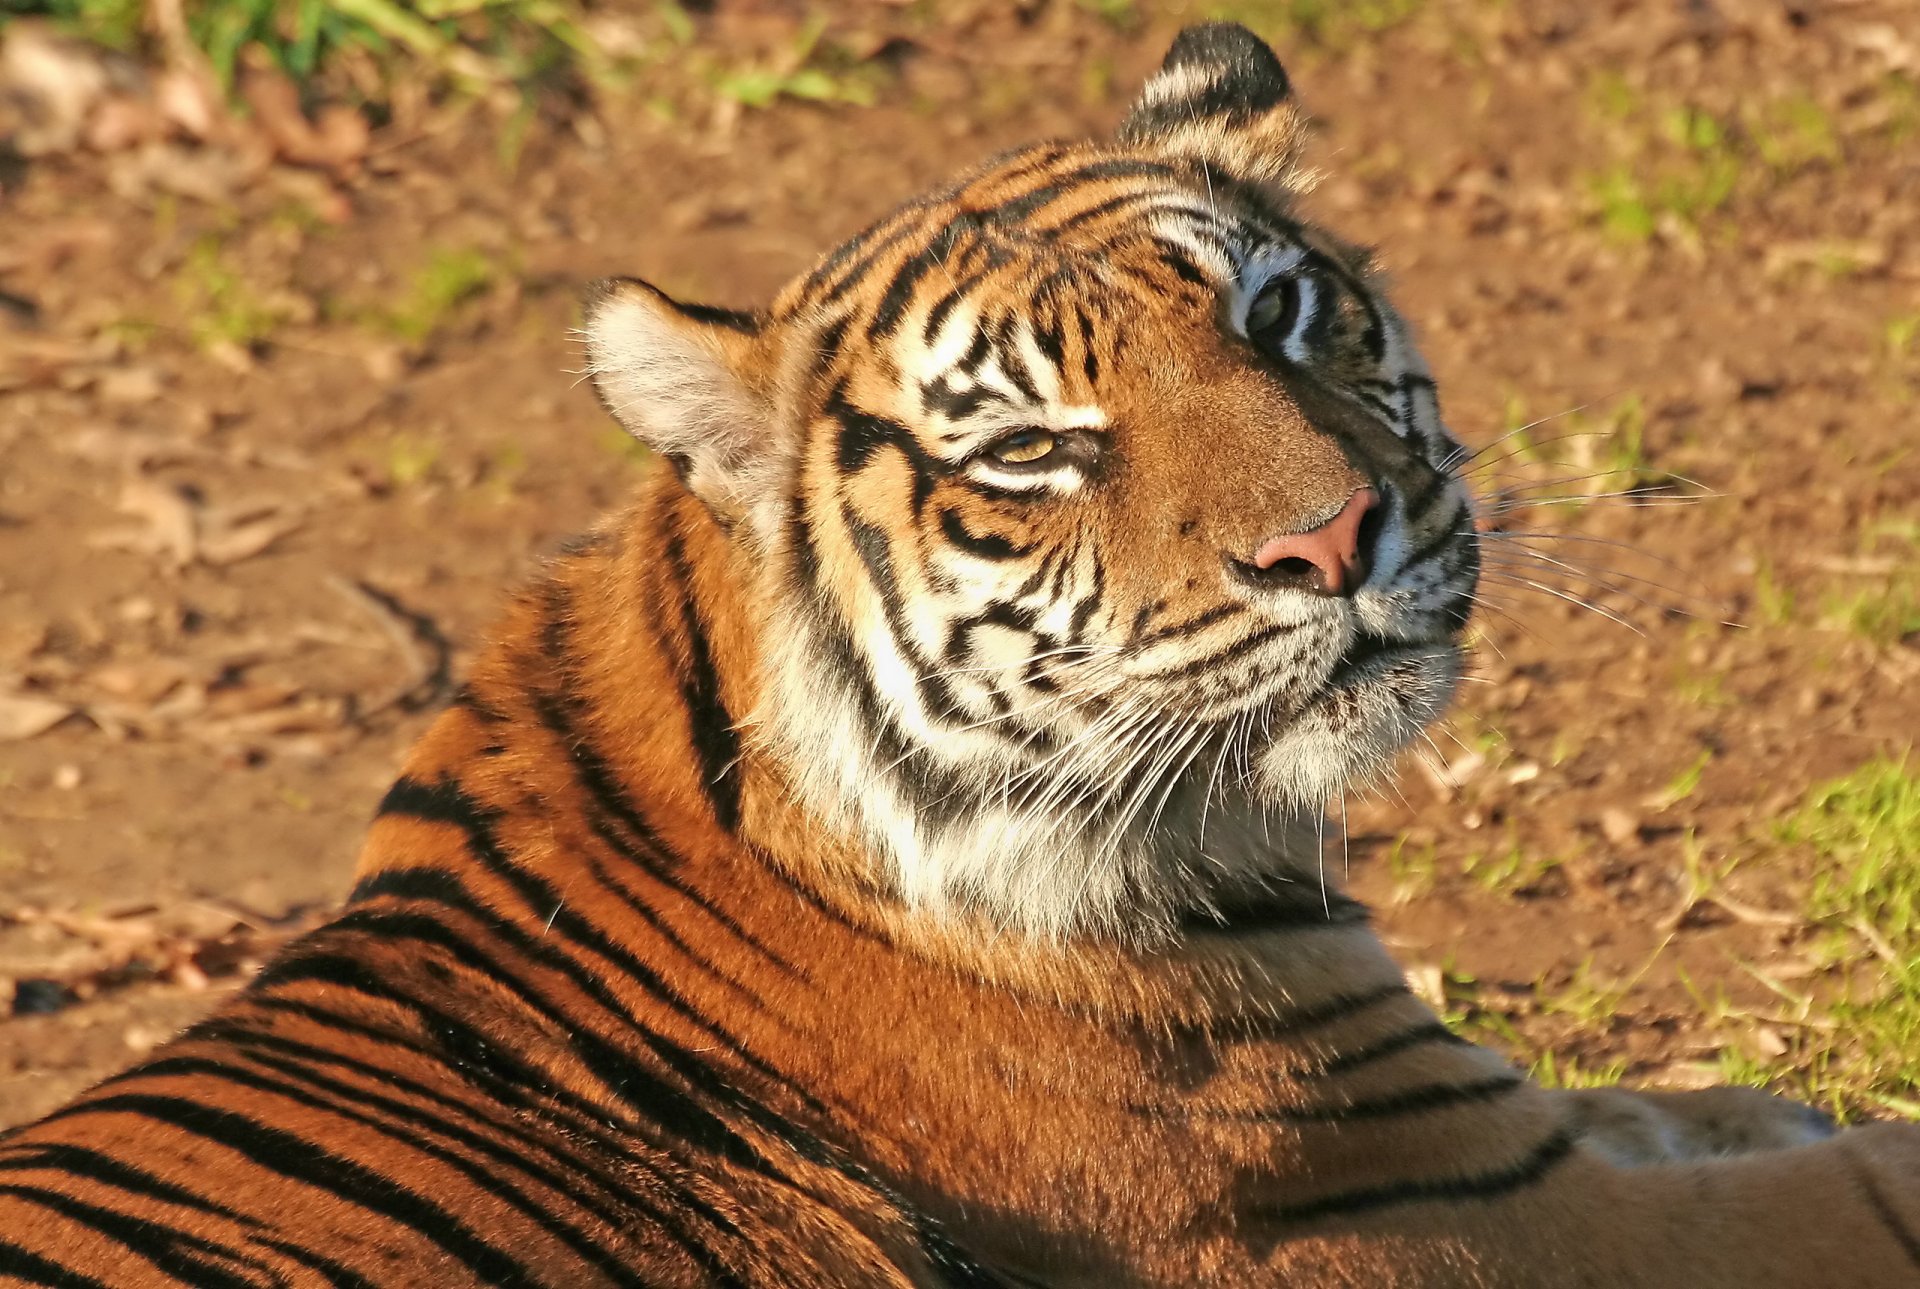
5, 22, 1920, 1289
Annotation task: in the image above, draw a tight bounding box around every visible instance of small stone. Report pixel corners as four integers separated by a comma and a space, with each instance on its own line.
1599, 808, 1641, 847
51, 763, 81, 790
11, 978, 75, 1016
96, 365, 164, 405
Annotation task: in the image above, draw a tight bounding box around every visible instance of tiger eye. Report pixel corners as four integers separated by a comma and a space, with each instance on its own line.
989, 430, 1059, 465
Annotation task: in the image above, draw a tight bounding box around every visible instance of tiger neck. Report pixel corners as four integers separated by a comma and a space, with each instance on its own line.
385, 471, 1394, 995
347, 473, 1504, 1276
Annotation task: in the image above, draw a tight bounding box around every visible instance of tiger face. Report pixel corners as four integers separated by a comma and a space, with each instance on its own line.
586, 24, 1478, 939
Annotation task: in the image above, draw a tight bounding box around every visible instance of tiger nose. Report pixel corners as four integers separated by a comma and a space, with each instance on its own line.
1247, 487, 1380, 597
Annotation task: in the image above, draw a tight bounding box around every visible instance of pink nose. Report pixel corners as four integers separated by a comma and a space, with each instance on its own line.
1250, 487, 1379, 597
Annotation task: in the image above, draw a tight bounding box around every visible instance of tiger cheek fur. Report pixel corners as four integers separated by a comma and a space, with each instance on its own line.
6, 20, 1917, 1289
583, 29, 1481, 941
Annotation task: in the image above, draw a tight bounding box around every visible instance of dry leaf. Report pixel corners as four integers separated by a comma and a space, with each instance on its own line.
239, 46, 367, 177
0, 692, 74, 740
0, 22, 114, 156
88, 659, 190, 705
90, 479, 199, 568
199, 511, 303, 565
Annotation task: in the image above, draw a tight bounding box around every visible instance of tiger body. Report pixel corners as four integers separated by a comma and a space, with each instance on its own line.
6, 23, 1920, 1288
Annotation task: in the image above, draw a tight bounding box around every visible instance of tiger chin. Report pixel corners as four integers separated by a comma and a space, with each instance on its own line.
6, 21, 1920, 1289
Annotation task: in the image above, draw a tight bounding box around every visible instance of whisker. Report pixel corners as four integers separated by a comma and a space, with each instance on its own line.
1476, 570, 1644, 635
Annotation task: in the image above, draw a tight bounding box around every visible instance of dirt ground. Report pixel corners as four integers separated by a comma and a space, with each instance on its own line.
1, 0, 1917, 1130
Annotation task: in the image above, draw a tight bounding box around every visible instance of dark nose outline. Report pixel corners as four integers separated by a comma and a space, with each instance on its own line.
1234, 486, 1381, 598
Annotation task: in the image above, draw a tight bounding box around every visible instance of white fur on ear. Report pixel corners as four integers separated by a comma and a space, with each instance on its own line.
1118, 22, 1307, 190
582, 277, 771, 520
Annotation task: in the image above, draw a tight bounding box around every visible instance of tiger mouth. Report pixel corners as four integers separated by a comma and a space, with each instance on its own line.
1321, 629, 1450, 692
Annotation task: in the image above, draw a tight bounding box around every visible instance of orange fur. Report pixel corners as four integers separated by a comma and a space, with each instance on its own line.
4, 23, 1919, 1288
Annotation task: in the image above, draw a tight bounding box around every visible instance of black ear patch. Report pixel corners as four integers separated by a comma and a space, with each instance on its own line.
1118, 22, 1292, 143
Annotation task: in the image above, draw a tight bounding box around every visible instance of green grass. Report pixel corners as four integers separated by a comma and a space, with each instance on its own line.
1490, 395, 1681, 516
10, 0, 616, 106
1461, 840, 1560, 897
1203, 0, 1425, 50
173, 236, 289, 351
376, 246, 496, 345
1764, 755, 1920, 1117
1531, 1050, 1628, 1090
380, 433, 444, 487
1751, 559, 1797, 627
596, 425, 651, 467
1537, 956, 1643, 1029
1819, 521, 1920, 647
1582, 80, 1845, 243
707, 15, 882, 112
1823, 577, 1920, 648
1652, 748, 1712, 808
9, 1, 888, 128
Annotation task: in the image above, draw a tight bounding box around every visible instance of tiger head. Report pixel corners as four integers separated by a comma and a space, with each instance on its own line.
585, 23, 1479, 941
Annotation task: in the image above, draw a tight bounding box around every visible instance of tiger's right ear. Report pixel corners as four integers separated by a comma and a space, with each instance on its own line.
1117, 22, 1306, 191
582, 277, 776, 523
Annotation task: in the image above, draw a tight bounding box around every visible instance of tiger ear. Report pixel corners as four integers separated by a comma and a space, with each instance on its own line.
582, 276, 776, 522
1118, 22, 1306, 189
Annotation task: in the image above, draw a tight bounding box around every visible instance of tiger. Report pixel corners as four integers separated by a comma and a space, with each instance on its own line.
4, 20, 1919, 1288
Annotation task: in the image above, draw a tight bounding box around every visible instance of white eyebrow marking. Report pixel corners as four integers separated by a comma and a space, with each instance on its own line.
1056, 405, 1108, 430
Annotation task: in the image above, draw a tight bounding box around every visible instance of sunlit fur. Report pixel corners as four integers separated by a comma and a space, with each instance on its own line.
4, 24, 1916, 1289
585, 43, 1480, 939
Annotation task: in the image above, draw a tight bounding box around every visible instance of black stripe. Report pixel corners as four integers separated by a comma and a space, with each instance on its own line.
1205, 983, 1411, 1044
0, 1144, 377, 1286
1067, 558, 1105, 641
0, 1144, 262, 1229
1076, 305, 1101, 383
830, 387, 946, 516
938, 508, 1030, 561
1250, 1128, 1577, 1229
21, 1098, 540, 1286
228, 987, 746, 1256
128, 1053, 651, 1287
1297, 1021, 1467, 1078
583, 849, 788, 1018
293, 901, 769, 1169
174, 1020, 661, 1235
0, 1234, 116, 1288
841, 508, 967, 726
1398, 497, 1470, 573
987, 317, 1042, 403
353, 803, 830, 1127
0, 1186, 266, 1289
1135, 602, 1243, 647
1396, 467, 1452, 521
1851, 1154, 1920, 1275
1179, 890, 1369, 934
672, 300, 759, 333
870, 216, 977, 340
1153, 242, 1210, 289
922, 272, 983, 343
982, 160, 1180, 225
1047, 190, 1161, 233
1138, 620, 1301, 682
661, 514, 744, 832
922, 373, 1004, 422
1174, 1074, 1524, 1124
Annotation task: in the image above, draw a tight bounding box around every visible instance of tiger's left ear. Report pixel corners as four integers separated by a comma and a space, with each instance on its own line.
583, 276, 778, 525
1117, 22, 1306, 189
